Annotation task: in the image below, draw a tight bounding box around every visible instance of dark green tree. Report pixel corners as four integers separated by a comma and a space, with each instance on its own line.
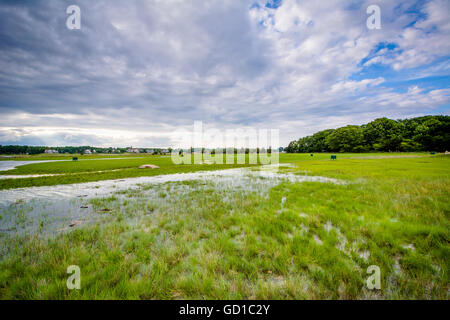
325, 125, 364, 152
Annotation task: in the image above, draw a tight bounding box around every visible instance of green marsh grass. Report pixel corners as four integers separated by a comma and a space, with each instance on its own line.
0, 154, 448, 299
0, 152, 431, 190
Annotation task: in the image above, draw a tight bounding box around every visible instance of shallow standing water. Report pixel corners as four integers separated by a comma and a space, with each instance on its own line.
0, 160, 66, 172
0, 167, 342, 205
0, 165, 343, 236
0, 157, 148, 179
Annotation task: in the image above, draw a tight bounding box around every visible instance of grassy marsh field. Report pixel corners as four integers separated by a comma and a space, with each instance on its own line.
0, 154, 256, 190
0, 153, 448, 299
0, 152, 432, 190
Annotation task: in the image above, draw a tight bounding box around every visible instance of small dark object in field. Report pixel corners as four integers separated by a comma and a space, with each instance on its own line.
72, 157, 78, 161
77, 195, 88, 198
99, 208, 111, 212
310, 154, 313, 156
138, 164, 159, 169
331, 155, 337, 160
430, 152, 435, 155
69, 220, 83, 227
80, 205, 89, 209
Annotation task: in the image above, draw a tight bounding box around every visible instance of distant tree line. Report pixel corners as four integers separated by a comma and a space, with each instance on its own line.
0, 145, 128, 155
0, 146, 174, 155
286, 115, 450, 153
0, 145, 280, 155
0, 145, 47, 155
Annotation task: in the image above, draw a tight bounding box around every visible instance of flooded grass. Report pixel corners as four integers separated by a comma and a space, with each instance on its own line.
0, 154, 448, 299
0, 155, 259, 190
0, 152, 429, 189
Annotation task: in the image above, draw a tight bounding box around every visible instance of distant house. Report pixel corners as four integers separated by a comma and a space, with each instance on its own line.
146, 149, 155, 154
84, 149, 92, 154
127, 148, 140, 153
44, 149, 58, 154
160, 148, 169, 154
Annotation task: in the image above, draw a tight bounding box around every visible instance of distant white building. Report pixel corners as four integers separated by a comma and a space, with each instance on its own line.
146, 149, 155, 154
160, 148, 169, 154
44, 149, 58, 154
84, 149, 92, 154
127, 148, 140, 153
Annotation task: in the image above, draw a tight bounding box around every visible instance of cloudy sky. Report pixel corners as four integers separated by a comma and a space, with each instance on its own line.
0, 0, 449, 147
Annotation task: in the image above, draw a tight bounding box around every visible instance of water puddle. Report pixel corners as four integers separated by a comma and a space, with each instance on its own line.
0, 167, 342, 205
0, 157, 146, 174
0, 160, 66, 172
0, 165, 343, 237
0, 174, 63, 179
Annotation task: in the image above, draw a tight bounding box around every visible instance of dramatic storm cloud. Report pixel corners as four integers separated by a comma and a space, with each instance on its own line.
0, 0, 449, 147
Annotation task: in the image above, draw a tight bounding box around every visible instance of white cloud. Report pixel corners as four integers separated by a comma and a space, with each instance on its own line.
0, 0, 448, 147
